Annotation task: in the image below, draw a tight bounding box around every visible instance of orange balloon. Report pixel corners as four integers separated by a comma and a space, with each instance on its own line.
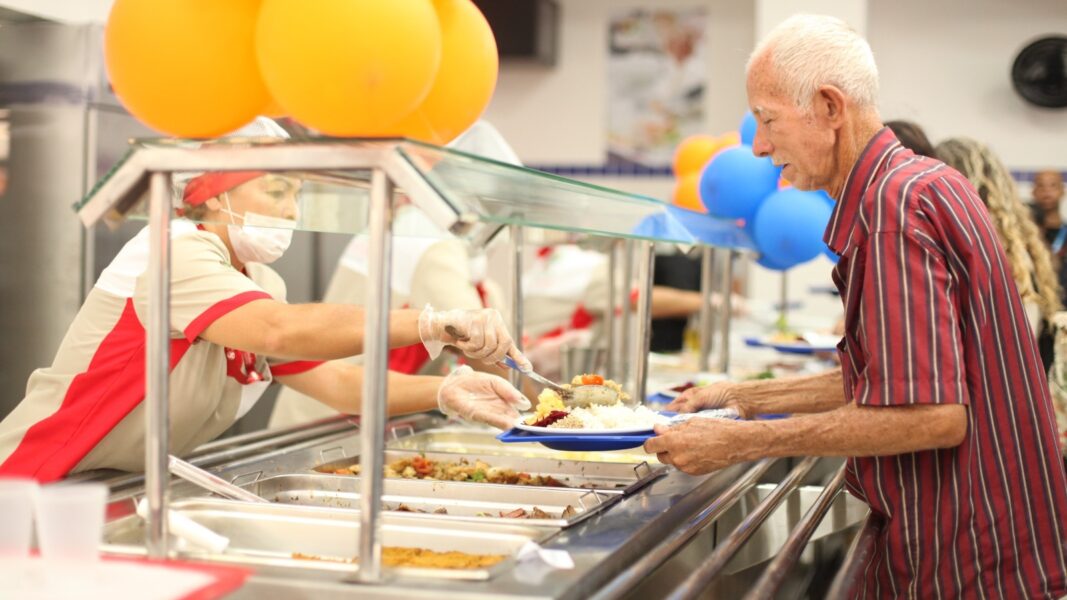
261, 98, 286, 118
256, 0, 442, 137
672, 135, 718, 178
104, 0, 269, 138
671, 131, 742, 178
672, 172, 707, 213
389, 0, 498, 145
717, 131, 741, 149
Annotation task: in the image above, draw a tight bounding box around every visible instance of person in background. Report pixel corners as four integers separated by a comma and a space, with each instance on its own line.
0, 118, 531, 482
884, 119, 938, 158
269, 120, 515, 429
522, 244, 744, 381
1030, 170, 1065, 247
648, 14, 1067, 597
937, 137, 1062, 340
1028, 170, 1067, 371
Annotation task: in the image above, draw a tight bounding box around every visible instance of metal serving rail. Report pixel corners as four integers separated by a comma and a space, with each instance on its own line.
96, 417, 868, 599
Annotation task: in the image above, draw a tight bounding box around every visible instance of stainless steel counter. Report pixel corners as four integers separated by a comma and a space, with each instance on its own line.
95, 414, 867, 599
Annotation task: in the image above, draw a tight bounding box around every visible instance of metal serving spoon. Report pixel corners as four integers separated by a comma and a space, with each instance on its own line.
445, 326, 620, 407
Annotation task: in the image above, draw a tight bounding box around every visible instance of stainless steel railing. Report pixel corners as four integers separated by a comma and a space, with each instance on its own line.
664, 457, 819, 600
744, 463, 848, 599
589, 458, 779, 600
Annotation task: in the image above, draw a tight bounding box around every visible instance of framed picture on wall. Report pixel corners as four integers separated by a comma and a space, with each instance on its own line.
607, 8, 707, 168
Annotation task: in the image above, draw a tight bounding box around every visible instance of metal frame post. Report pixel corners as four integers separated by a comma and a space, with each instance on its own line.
697, 247, 715, 372
509, 225, 524, 388
632, 242, 655, 404
778, 270, 789, 330
608, 240, 627, 382
144, 171, 172, 559
716, 250, 736, 374
605, 240, 617, 380
357, 169, 394, 582
620, 240, 635, 390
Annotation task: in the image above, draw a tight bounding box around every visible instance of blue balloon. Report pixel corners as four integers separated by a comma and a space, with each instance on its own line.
756, 252, 798, 271
814, 188, 835, 208
752, 188, 834, 267
823, 244, 840, 263
699, 145, 779, 221
740, 111, 758, 146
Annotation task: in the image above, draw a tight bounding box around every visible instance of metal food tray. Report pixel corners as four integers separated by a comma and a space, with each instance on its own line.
386, 426, 659, 464
315, 450, 666, 496
104, 498, 552, 581
243, 473, 620, 529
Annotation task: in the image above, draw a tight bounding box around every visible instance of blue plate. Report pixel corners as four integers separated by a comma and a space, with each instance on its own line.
497, 428, 655, 451
744, 336, 835, 355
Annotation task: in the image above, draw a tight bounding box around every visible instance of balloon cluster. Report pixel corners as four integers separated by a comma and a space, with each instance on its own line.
670, 132, 740, 213
671, 112, 836, 270
104, 0, 497, 143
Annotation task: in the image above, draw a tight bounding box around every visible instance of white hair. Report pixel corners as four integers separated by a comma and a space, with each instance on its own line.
747, 14, 879, 111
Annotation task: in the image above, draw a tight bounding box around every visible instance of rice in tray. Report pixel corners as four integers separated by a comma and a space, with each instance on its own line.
550, 402, 668, 430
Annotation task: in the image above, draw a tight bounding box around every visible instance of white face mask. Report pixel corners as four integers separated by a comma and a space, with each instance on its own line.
222, 193, 295, 264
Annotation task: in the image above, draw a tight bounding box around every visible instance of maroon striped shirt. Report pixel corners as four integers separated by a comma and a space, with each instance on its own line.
827, 128, 1067, 598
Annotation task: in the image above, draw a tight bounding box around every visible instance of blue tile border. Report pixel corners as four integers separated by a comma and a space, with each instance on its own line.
528, 163, 1065, 183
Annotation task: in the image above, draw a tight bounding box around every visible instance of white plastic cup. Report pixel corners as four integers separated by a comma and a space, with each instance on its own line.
0, 478, 38, 558
35, 482, 108, 562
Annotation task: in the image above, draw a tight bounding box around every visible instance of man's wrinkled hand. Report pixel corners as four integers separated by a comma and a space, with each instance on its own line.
643, 419, 762, 475
666, 380, 753, 419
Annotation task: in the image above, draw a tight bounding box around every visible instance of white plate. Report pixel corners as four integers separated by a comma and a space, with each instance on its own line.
514, 420, 659, 436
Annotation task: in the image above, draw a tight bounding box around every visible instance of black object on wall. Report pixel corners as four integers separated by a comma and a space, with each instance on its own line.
1011, 35, 1067, 109
472, 0, 559, 66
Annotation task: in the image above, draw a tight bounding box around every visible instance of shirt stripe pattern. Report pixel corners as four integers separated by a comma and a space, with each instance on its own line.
825, 128, 1067, 599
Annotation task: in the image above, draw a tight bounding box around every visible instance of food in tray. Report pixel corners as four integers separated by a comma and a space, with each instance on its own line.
333, 456, 568, 487
292, 548, 506, 569
668, 381, 697, 393
768, 331, 806, 344
475, 505, 578, 519
524, 376, 668, 430
386, 502, 576, 519
563, 374, 630, 402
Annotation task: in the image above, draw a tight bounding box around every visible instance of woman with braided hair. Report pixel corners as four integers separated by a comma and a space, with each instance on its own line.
936, 137, 1063, 338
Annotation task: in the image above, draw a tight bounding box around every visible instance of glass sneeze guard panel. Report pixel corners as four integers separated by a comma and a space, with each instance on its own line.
75, 136, 755, 251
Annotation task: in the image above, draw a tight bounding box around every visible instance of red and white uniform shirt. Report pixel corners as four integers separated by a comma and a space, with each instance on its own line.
0, 221, 319, 481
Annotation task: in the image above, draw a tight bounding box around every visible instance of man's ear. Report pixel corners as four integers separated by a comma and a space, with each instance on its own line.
815, 85, 848, 128
203, 196, 222, 211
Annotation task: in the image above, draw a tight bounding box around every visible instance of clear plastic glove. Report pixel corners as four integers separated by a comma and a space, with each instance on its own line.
666, 380, 754, 419
418, 305, 531, 369
437, 366, 532, 430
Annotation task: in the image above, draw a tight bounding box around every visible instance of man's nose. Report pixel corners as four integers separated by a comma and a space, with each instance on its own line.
751, 126, 772, 158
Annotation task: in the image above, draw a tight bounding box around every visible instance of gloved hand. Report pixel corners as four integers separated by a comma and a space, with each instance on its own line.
437, 366, 532, 430
419, 305, 531, 370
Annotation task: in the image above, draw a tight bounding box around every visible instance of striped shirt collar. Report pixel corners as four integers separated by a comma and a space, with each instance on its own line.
823, 127, 901, 255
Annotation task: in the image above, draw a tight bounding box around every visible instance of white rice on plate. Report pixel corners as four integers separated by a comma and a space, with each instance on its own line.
549, 402, 668, 430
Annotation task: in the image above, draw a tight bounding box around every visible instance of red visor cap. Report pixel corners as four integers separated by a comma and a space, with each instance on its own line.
182, 171, 268, 206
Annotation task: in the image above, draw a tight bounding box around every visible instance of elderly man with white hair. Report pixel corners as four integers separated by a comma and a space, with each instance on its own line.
645, 14, 1067, 598
0, 118, 532, 483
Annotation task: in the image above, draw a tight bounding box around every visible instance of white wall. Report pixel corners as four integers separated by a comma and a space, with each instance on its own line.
870, 0, 1067, 169
483, 0, 1067, 326
489, 0, 1066, 170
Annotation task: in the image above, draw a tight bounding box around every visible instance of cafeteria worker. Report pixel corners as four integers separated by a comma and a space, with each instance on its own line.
0, 123, 531, 482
